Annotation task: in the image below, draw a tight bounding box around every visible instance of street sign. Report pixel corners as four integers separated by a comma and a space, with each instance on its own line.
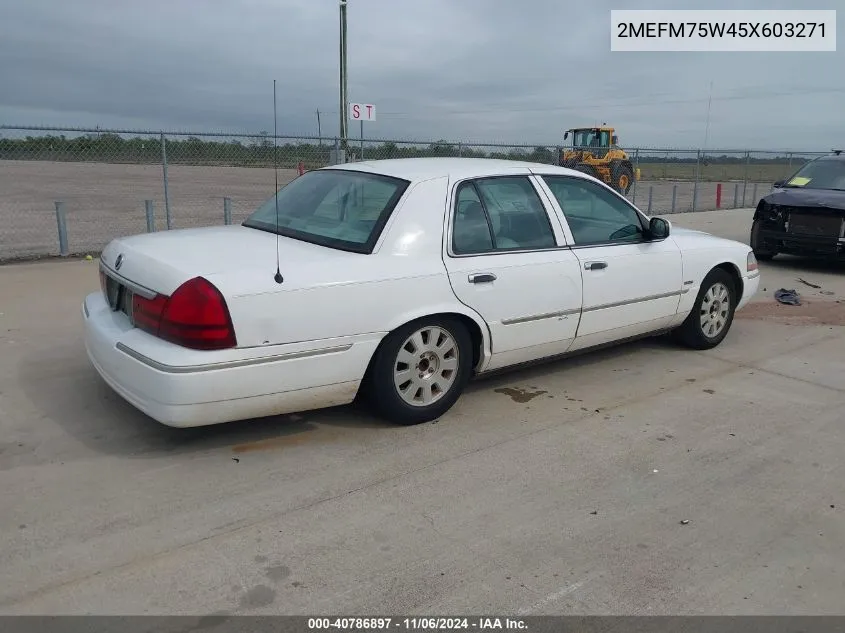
349, 103, 376, 122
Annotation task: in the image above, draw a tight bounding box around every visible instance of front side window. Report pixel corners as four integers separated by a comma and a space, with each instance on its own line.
452, 176, 557, 255
784, 158, 845, 190
242, 169, 409, 253
541, 176, 645, 246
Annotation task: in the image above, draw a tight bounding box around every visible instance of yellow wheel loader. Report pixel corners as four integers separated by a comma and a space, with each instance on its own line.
558, 127, 640, 195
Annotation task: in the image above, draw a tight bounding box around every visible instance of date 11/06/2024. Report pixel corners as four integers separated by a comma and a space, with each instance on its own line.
307, 617, 527, 630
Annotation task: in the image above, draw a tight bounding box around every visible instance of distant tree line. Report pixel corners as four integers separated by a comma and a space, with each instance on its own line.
0, 132, 820, 169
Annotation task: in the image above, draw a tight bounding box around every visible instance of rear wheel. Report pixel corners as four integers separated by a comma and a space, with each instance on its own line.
750, 218, 777, 260
611, 162, 634, 195
673, 268, 737, 350
363, 317, 473, 425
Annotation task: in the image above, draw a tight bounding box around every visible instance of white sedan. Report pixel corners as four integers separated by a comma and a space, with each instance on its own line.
83, 158, 760, 428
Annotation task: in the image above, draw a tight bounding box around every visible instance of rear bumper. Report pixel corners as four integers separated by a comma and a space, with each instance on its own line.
82, 292, 380, 428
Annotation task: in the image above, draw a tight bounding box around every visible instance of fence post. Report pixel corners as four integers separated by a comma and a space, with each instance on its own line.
647, 186, 653, 214
742, 151, 750, 207
733, 183, 739, 209
160, 133, 172, 230
145, 200, 155, 233
716, 183, 722, 209
786, 152, 793, 176
331, 136, 342, 165
692, 149, 701, 212
752, 182, 758, 205
631, 149, 640, 204
55, 201, 68, 256
671, 184, 677, 213
360, 120, 364, 161
224, 197, 232, 225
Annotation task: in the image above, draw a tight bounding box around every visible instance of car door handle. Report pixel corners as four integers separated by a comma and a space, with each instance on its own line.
468, 273, 497, 284
584, 261, 608, 271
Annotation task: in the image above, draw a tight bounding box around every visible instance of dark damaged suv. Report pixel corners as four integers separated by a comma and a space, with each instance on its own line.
750, 150, 845, 260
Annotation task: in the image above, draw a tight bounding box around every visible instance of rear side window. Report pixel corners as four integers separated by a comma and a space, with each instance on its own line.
452, 176, 557, 255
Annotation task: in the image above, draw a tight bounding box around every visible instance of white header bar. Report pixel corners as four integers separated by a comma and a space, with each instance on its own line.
611, 10, 836, 52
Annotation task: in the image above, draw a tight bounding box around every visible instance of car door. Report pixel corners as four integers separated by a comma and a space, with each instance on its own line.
536, 174, 683, 351
443, 173, 583, 372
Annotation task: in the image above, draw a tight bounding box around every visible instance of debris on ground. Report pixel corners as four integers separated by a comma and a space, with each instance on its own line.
775, 289, 802, 306
797, 278, 821, 289
680, 520, 690, 525
820, 290, 835, 296
590, 510, 598, 515
231, 457, 240, 463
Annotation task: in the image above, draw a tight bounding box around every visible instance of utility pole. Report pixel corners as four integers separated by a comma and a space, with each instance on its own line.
339, 0, 348, 151
697, 80, 713, 194
703, 80, 713, 150
316, 108, 322, 145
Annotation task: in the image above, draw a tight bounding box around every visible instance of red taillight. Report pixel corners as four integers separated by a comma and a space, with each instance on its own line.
132, 277, 237, 351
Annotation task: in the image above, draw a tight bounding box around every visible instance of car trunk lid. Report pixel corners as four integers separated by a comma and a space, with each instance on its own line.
99, 224, 356, 297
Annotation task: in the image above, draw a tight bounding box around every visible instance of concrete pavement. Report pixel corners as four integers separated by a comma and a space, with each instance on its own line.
1, 207, 844, 615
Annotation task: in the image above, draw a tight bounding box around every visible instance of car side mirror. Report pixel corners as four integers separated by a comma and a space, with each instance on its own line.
772, 180, 784, 188
563, 131, 569, 140
648, 217, 670, 240
612, 135, 618, 145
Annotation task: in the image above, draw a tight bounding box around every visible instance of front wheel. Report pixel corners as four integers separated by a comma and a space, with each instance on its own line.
573, 164, 601, 181
750, 218, 777, 260
673, 268, 737, 350
363, 317, 473, 425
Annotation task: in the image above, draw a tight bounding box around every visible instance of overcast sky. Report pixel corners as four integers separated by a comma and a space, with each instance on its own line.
0, 0, 842, 150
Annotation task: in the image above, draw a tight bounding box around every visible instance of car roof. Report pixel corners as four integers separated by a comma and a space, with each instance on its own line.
322, 157, 587, 182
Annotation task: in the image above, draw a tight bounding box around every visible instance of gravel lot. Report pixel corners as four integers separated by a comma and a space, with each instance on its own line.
1, 208, 844, 615
0, 159, 773, 261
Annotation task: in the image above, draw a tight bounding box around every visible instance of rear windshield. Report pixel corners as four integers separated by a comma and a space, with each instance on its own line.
784, 157, 845, 191
243, 169, 410, 253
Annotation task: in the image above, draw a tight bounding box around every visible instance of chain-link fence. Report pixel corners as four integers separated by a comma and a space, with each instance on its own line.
0, 125, 829, 262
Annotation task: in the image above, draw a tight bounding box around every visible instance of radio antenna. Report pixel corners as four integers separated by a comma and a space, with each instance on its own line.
272, 79, 284, 284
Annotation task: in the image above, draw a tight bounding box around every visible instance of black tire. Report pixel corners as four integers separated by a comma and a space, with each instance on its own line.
362, 317, 473, 425
750, 218, 777, 260
673, 268, 737, 350
611, 162, 634, 195
573, 164, 601, 181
